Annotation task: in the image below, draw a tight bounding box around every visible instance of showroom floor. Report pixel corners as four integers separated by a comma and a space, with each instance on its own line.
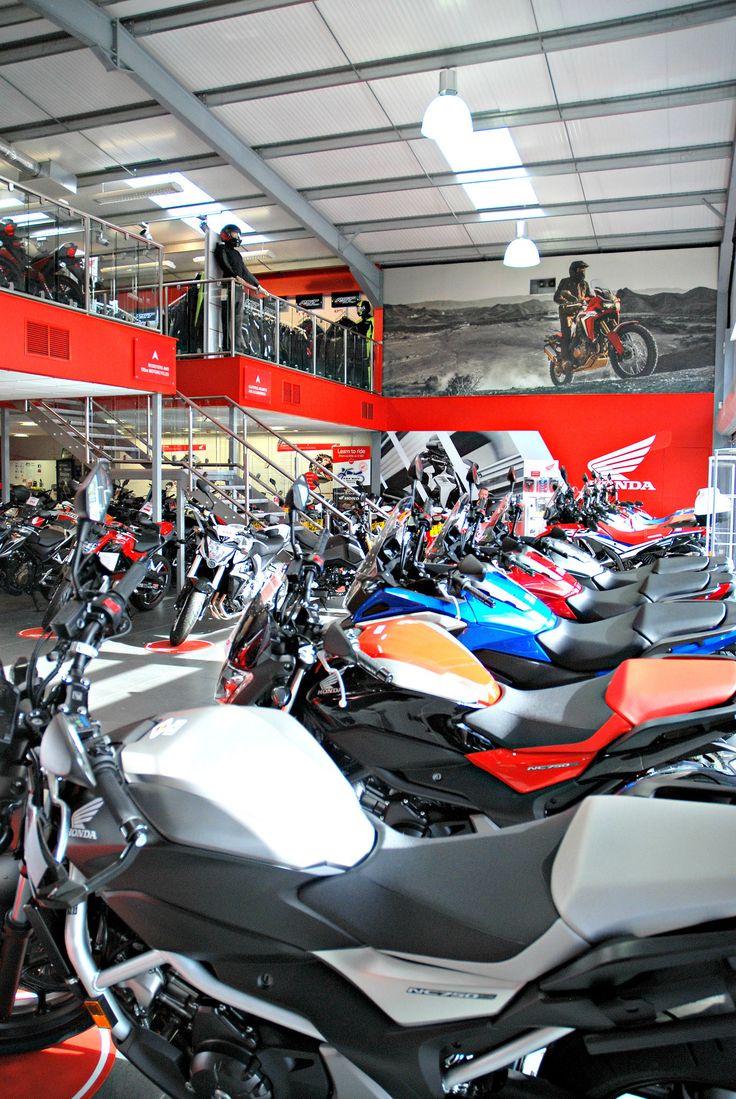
0, 592, 233, 1099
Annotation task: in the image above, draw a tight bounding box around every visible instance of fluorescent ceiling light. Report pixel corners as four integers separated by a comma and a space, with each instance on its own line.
192, 248, 273, 264
92, 181, 185, 204
503, 221, 540, 268
17, 421, 35, 426
30, 224, 83, 239
12, 433, 29, 437
0, 197, 23, 211
7, 212, 52, 225
421, 69, 473, 142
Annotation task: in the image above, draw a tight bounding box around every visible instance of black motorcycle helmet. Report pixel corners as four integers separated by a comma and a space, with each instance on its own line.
1, 219, 19, 244
569, 259, 589, 280
358, 299, 372, 319
58, 242, 78, 260
219, 224, 242, 246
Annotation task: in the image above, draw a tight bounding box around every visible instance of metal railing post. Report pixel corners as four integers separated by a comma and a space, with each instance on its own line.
343, 327, 348, 385
151, 394, 162, 522
0, 409, 9, 504
275, 298, 280, 365
312, 322, 317, 375
176, 477, 186, 594
84, 398, 91, 466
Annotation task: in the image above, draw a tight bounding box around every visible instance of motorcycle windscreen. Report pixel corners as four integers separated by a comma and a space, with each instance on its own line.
358, 617, 502, 707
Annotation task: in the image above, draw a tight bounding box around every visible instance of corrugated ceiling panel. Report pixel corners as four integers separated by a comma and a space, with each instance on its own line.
368, 54, 556, 126
591, 205, 722, 236
547, 20, 736, 101
270, 142, 423, 189
226, 205, 302, 233
531, 0, 701, 31
259, 237, 335, 261
1, 50, 144, 116
354, 224, 473, 252
407, 138, 455, 175
212, 84, 390, 147
16, 132, 125, 175
439, 185, 483, 213
464, 221, 518, 245
567, 100, 736, 158
313, 188, 456, 224
0, 16, 57, 46
316, 0, 537, 63
580, 160, 730, 201
0, 74, 47, 128
171, 165, 260, 201
107, 0, 198, 14
80, 116, 211, 170
511, 122, 574, 164
529, 214, 595, 240
142, 5, 345, 92
532, 174, 586, 204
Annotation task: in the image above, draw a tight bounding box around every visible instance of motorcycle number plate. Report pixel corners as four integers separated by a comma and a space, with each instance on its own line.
98, 551, 119, 571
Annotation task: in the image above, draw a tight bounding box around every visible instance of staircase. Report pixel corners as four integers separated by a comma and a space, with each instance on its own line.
26, 397, 152, 467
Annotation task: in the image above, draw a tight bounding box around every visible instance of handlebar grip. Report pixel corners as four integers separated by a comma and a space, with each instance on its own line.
91, 754, 147, 845
113, 556, 152, 605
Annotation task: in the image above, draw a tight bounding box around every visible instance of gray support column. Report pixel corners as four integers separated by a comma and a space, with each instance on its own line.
712, 124, 736, 448
1, 408, 10, 504
151, 393, 162, 522
176, 476, 186, 594
369, 431, 382, 497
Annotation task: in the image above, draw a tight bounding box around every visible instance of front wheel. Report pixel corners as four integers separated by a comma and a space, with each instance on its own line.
539, 1032, 736, 1097
549, 358, 572, 387
169, 588, 208, 646
609, 322, 658, 379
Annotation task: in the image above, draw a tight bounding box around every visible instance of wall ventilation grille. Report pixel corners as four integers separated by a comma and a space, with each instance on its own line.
25, 321, 71, 360
283, 382, 301, 405
361, 401, 374, 420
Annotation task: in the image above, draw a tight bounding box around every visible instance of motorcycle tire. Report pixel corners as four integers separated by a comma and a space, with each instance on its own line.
609, 321, 658, 379
42, 577, 73, 628
129, 555, 172, 612
549, 359, 572, 387
169, 588, 207, 647
538, 1032, 736, 1097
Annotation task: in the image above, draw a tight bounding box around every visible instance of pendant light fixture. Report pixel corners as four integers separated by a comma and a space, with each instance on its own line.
503, 220, 540, 267
421, 68, 473, 142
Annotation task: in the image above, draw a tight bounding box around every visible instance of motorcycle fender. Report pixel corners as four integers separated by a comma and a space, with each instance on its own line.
192, 577, 215, 596
608, 329, 624, 355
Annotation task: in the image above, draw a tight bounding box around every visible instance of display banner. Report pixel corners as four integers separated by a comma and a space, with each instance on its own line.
331, 292, 361, 309
162, 443, 207, 452
277, 441, 334, 452
295, 294, 324, 310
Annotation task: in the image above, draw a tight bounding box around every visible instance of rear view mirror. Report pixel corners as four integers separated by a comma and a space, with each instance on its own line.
286, 475, 310, 514
466, 462, 480, 486
413, 454, 426, 481
507, 467, 516, 486
74, 460, 113, 522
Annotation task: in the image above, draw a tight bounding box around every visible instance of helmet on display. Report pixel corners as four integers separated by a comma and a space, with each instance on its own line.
59, 242, 78, 259
569, 259, 589, 278
358, 299, 372, 318
1, 219, 18, 241
219, 224, 242, 246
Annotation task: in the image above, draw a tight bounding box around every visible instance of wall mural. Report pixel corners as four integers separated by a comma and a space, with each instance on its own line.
382, 251, 717, 397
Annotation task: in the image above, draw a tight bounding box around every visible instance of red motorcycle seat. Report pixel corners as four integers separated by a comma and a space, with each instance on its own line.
605, 657, 736, 728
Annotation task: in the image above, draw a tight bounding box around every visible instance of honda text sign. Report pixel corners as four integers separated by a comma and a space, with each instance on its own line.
588, 434, 663, 491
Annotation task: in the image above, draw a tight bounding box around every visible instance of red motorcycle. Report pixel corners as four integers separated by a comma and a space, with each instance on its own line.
43, 515, 174, 625
544, 287, 657, 386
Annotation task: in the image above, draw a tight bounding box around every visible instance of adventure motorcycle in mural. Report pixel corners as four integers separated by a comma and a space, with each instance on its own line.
544, 288, 658, 387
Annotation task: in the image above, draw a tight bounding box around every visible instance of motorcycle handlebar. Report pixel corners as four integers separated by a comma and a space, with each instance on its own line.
113, 555, 152, 605
90, 752, 147, 845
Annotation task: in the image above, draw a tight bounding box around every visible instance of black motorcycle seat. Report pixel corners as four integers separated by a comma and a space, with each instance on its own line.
251, 533, 285, 559
465, 674, 614, 748
296, 527, 319, 550
567, 583, 643, 621
640, 570, 713, 599
133, 530, 161, 551
538, 610, 645, 670
632, 600, 727, 645
36, 526, 65, 547
301, 813, 570, 962
653, 555, 708, 574
258, 529, 287, 549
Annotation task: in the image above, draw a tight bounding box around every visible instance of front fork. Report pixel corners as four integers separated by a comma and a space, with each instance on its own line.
0, 871, 31, 1022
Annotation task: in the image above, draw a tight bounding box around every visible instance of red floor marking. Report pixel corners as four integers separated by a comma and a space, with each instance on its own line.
17, 627, 55, 639
0, 1025, 116, 1098
145, 639, 213, 654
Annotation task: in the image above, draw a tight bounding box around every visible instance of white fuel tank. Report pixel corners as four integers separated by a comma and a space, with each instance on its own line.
121, 706, 375, 870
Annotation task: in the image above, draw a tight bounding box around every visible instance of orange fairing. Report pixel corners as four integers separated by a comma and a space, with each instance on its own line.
358, 618, 501, 706
605, 656, 736, 727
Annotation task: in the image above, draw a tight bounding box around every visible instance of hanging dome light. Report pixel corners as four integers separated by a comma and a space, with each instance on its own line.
503, 220, 540, 267
421, 69, 473, 142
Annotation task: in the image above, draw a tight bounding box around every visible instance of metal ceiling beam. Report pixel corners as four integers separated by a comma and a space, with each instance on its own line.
5, 77, 735, 156
371, 227, 724, 267
22, 0, 383, 303
70, 143, 733, 225
1, 0, 732, 80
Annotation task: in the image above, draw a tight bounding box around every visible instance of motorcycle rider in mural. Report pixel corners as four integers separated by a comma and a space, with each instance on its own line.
214, 223, 264, 353
554, 259, 591, 367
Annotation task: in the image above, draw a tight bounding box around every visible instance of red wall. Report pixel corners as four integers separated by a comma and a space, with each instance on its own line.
0, 290, 176, 394
389, 391, 713, 517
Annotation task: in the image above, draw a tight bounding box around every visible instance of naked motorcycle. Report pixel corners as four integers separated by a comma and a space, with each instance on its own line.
4, 461, 736, 1099
544, 287, 657, 386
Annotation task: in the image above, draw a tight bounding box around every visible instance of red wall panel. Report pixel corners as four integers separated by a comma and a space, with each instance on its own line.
0, 290, 176, 394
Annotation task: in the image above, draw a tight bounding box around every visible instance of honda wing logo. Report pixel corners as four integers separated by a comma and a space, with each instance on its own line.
588, 435, 656, 491
69, 797, 104, 840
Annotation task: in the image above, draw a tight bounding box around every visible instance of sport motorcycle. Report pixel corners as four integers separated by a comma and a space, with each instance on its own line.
544, 286, 657, 386
5, 461, 736, 1099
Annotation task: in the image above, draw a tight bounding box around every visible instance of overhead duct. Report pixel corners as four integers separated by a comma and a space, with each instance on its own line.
0, 138, 77, 198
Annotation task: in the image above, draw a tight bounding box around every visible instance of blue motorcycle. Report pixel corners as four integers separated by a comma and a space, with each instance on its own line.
346, 504, 736, 688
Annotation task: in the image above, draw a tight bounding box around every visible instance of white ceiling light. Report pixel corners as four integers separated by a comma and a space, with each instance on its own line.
192, 248, 273, 264
503, 220, 540, 268
421, 69, 473, 142
92, 181, 185, 205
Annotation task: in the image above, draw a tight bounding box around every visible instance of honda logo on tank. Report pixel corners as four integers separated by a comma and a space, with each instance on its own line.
588, 433, 670, 491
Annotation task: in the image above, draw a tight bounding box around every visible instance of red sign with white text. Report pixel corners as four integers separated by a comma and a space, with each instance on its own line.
334, 446, 370, 462
162, 444, 207, 452
244, 365, 271, 401
277, 441, 334, 452
133, 336, 175, 382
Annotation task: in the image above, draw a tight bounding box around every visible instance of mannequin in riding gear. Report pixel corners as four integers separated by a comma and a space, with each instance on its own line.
554, 260, 591, 364
0, 219, 30, 290
213, 224, 263, 353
